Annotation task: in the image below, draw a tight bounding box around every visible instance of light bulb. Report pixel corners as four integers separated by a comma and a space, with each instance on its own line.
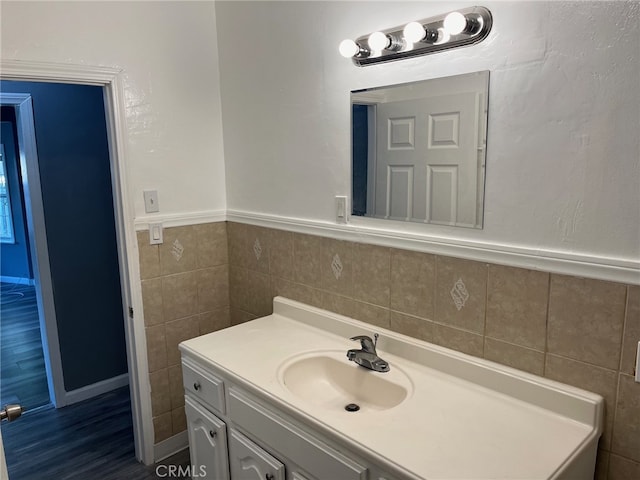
339, 39, 359, 58
368, 31, 390, 51
443, 11, 467, 35
434, 27, 450, 45
403, 22, 426, 43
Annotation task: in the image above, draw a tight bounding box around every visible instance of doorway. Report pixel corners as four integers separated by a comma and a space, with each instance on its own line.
0, 62, 150, 465
1, 80, 128, 401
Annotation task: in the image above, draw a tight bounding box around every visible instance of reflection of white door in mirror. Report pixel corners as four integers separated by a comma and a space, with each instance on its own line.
375, 92, 480, 227
351, 71, 489, 229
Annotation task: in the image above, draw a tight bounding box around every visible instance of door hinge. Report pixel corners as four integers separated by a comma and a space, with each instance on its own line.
128, 306, 134, 318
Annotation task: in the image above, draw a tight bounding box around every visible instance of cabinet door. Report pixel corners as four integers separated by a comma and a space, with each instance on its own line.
229, 428, 285, 480
185, 396, 230, 480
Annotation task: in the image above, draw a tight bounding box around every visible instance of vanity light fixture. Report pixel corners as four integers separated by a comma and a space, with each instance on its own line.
339, 6, 492, 66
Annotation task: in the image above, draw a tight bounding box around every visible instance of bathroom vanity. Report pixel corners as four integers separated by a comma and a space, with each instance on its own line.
179, 297, 603, 480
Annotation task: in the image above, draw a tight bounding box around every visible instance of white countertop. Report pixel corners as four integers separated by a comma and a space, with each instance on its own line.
180, 297, 603, 480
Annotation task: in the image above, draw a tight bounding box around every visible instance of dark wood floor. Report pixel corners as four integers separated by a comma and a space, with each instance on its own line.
1, 283, 190, 479
1, 386, 190, 479
0, 282, 49, 410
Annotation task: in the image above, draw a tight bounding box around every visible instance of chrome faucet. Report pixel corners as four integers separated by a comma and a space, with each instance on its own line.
347, 333, 390, 372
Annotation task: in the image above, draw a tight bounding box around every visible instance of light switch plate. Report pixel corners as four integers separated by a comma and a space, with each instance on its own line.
335, 196, 348, 224
149, 222, 163, 245
143, 190, 159, 213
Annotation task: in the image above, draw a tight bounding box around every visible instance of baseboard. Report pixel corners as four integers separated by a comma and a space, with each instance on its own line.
154, 430, 189, 462
64, 373, 129, 406
0, 276, 35, 285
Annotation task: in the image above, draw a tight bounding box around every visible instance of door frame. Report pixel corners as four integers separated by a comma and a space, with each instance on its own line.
0, 60, 153, 464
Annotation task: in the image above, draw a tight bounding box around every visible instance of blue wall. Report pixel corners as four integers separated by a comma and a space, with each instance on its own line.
0, 81, 127, 391
1, 108, 32, 280
351, 104, 369, 217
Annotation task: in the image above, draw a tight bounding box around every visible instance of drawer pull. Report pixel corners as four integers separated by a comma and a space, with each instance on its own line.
265, 475, 274, 480
209, 430, 216, 438
193, 381, 201, 391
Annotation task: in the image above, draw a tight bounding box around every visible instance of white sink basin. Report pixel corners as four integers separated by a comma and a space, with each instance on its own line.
277, 350, 413, 412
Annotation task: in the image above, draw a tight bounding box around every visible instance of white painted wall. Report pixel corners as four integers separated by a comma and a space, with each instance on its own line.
217, 1, 640, 270
0, 1, 227, 220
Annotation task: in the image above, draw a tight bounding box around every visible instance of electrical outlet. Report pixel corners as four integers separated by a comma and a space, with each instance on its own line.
143, 190, 159, 213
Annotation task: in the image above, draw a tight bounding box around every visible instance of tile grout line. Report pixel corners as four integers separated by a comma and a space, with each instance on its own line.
542, 273, 552, 378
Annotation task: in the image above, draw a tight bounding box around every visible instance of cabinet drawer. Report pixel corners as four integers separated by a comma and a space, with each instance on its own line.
228, 387, 367, 480
229, 428, 285, 480
182, 358, 225, 415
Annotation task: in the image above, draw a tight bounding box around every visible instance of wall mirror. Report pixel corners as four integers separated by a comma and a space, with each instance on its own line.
351, 70, 489, 229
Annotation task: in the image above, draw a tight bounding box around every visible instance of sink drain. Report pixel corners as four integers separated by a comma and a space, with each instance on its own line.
344, 403, 360, 412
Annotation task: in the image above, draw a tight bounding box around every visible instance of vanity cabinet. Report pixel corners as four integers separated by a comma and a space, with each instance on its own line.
179, 297, 604, 480
182, 356, 390, 480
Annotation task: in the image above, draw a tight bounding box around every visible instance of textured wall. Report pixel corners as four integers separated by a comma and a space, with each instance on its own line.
0, 1, 227, 219
217, 1, 640, 265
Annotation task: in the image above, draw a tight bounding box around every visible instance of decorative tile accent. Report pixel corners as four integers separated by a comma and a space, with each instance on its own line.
159, 226, 197, 274
321, 238, 352, 296
253, 238, 262, 260
171, 239, 184, 261
450, 278, 469, 311
435, 256, 486, 333
331, 253, 343, 280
